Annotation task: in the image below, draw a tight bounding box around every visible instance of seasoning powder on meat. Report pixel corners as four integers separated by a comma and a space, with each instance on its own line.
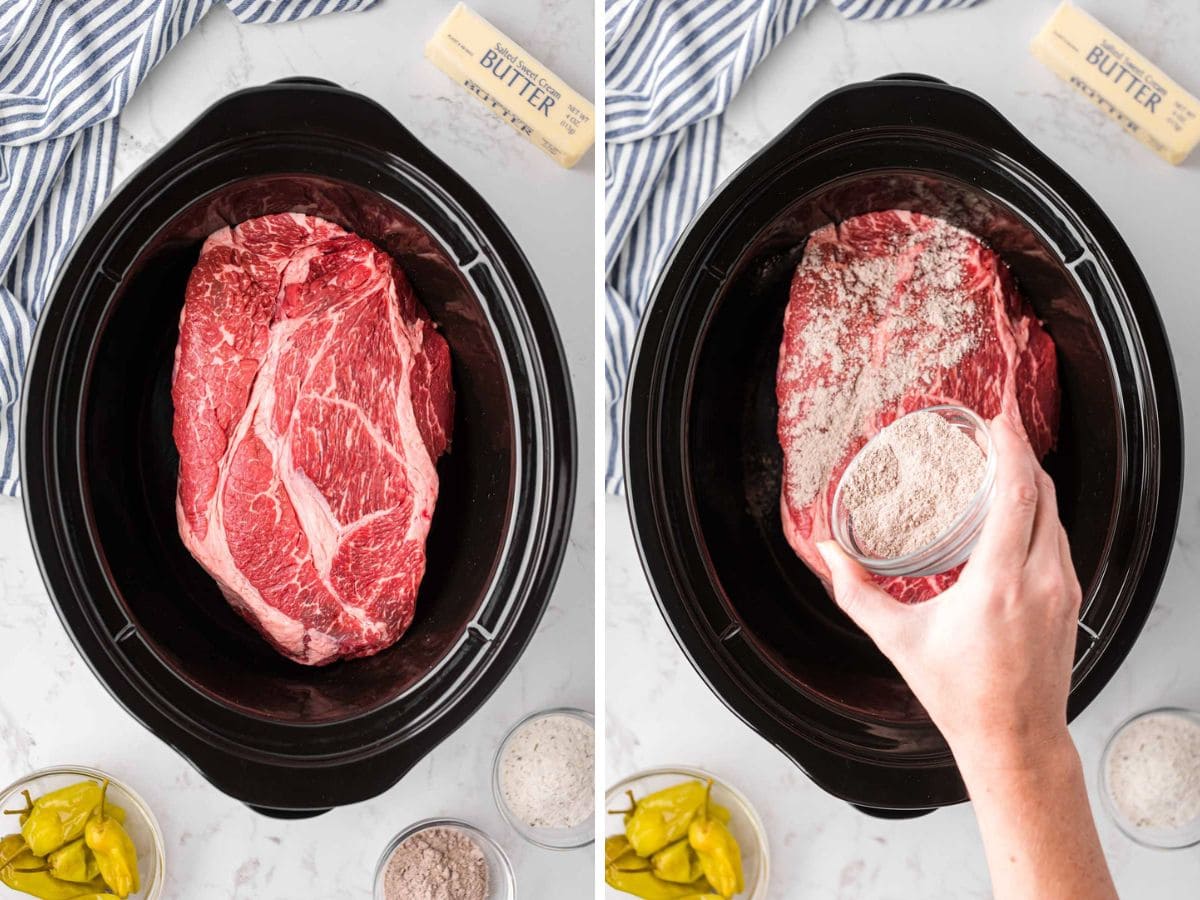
778, 215, 983, 510
841, 411, 986, 559
500, 713, 594, 828
382, 826, 488, 900
775, 208, 1061, 603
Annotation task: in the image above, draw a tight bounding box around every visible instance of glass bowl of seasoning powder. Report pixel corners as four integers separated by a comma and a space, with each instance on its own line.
374, 818, 514, 900
1100, 707, 1200, 849
831, 404, 996, 578
492, 707, 595, 850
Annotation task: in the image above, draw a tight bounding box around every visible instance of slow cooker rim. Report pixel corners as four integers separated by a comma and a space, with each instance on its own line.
63, 162, 542, 729
57, 128, 562, 737
624, 75, 1182, 810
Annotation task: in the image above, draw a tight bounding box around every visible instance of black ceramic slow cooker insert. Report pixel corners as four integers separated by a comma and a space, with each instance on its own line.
21, 79, 576, 816
625, 75, 1182, 816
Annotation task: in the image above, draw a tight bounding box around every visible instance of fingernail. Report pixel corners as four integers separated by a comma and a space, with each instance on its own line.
816, 541, 835, 564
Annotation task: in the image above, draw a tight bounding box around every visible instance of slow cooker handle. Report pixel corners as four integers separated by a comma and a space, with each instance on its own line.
874, 72, 948, 85
853, 803, 935, 819
247, 804, 331, 819
155, 77, 458, 189
269, 76, 340, 88
767, 72, 1052, 178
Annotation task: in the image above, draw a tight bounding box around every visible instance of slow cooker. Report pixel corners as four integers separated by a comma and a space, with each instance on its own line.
21, 79, 575, 816
625, 75, 1182, 816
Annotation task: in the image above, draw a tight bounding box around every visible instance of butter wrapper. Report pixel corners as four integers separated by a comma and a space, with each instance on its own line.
1032, 1, 1200, 164
426, 3, 595, 168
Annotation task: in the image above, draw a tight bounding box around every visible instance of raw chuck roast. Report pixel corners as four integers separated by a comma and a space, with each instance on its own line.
173, 213, 453, 665
776, 210, 1059, 602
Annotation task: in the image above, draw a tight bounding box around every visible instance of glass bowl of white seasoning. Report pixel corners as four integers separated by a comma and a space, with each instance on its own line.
373, 818, 515, 900
830, 404, 996, 578
492, 707, 595, 850
1099, 707, 1200, 849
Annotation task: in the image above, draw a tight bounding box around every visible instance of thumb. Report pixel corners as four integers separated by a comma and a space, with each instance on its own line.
817, 541, 905, 648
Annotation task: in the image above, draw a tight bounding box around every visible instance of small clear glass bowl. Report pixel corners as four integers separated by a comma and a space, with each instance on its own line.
492, 707, 595, 850
604, 767, 769, 899
1099, 707, 1200, 849
0, 765, 166, 899
831, 404, 996, 577
373, 818, 515, 899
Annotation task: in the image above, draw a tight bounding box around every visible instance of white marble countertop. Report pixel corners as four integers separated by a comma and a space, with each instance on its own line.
0, 1, 594, 897
607, 2, 1200, 898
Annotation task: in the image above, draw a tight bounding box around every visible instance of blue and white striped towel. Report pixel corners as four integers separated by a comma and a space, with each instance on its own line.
0, 0, 376, 496
604, 0, 983, 494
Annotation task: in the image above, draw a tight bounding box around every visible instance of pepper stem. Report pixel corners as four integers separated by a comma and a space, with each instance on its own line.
605, 789, 638, 816
702, 779, 713, 821
95, 779, 109, 818
2, 789, 33, 817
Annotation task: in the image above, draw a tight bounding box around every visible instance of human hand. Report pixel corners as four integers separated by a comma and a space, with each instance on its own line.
817, 414, 1082, 772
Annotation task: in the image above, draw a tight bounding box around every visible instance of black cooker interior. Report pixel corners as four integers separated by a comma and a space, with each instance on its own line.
84, 175, 516, 723
687, 170, 1118, 724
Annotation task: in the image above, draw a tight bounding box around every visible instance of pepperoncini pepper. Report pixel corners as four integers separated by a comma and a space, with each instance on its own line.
651, 838, 703, 884
100, 806, 123, 827
19, 782, 105, 857
687, 782, 744, 898
0, 834, 26, 869
46, 839, 100, 884
606, 835, 651, 872
83, 783, 139, 900
605, 834, 632, 864
0, 833, 108, 900
621, 781, 708, 857
604, 866, 714, 899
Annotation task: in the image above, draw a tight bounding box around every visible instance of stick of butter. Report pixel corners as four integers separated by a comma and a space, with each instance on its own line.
1031, 1, 1200, 164
426, 3, 595, 168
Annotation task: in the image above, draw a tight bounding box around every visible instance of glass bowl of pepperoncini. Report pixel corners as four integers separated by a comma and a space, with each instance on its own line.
0, 765, 165, 899
605, 767, 769, 900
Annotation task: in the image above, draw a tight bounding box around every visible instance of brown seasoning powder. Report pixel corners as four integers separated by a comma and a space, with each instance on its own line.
842, 411, 986, 559
382, 826, 489, 900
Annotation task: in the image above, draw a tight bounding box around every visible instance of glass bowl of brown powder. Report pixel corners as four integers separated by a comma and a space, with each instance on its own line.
831, 405, 996, 578
1100, 707, 1200, 849
373, 818, 514, 900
